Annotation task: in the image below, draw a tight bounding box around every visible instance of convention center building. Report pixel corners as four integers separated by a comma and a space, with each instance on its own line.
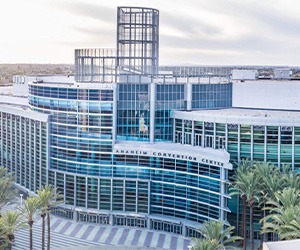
1, 6, 300, 237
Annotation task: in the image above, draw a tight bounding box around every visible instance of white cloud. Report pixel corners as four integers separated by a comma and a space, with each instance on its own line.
0, 0, 300, 65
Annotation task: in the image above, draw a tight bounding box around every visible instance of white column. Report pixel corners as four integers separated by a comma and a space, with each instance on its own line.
85, 177, 88, 209
250, 125, 254, 161
112, 83, 118, 144
109, 213, 113, 226
220, 167, 226, 222
191, 121, 195, 146
186, 82, 192, 111
237, 124, 240, 162
149, 82, 156, 143
292, 127, 295, 171
147, 217, 151, 229
33, 121, 37, 191
264, 126, 267, 164
73, 208, 77, 222
46, 120, 50, 185
278, 127, 281, 167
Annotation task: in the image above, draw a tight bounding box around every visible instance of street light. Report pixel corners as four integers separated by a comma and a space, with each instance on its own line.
20, 194, 23, 206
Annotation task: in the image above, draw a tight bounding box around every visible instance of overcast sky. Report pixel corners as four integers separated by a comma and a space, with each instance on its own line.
1, 0, 300, 65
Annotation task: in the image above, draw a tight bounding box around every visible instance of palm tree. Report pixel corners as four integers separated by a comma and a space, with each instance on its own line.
192, 220, 242, 250
36, 185, 63, 250
261, 187, 300, 241
190, 239, 214, 250
253, 161, 283, 242
281, 170, 300, 190
0, 211, 25, 250
0, 167, 17, 215
230, 160, 251, 250
281, 211, 300, 239
243, 171, 261, 250
266, 188, 300, 209
37, 187, 51, 250
261, 206, 300, 240
19, 196, 40, 250
0, 220, 7, 250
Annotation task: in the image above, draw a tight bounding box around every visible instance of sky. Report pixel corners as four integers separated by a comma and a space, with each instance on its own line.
1, 0, 300, 66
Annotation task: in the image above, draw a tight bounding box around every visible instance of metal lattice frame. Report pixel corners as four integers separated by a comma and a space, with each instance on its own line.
116, 7, 159, 76
74, 48, 116, 83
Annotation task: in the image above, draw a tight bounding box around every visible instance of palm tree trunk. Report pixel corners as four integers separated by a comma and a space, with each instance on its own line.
242, 197, 247, 250
250, 205, 254, 250
8, 234, 13, 250
28, 221, 33, 250
41, 213, 46, 250
260, 207, 264, 249
47, 207, 50, 250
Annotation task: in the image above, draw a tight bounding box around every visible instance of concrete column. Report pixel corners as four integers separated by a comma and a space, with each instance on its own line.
112, 83, 118, 144
278, 127, 281, 167
147, 217, 151, 230
264, 126, 267, 164
109, 213, 113, 226
220, 167, 226, 222
149, 82, 156, 143
292, 127, 295, 171
73, 209, 78, 222
250, 125, 254, 161
182, 223, 187, 237
186, 82, 192, 111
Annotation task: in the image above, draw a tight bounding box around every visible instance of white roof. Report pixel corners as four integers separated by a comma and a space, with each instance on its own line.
28, 81, 114, 90
172, 108, 300, 126
263, 239, 300, 250
0, 105, 49, 122
0, 95, 28, 106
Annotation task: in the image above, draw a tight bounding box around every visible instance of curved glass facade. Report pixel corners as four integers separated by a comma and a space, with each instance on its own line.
172, 111, 300, 171
28, 84, 114, 175
0, 6, 235, 238
23, 81, 232, 237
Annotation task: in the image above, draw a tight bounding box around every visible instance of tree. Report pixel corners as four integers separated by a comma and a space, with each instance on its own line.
230, 160, 252, 250
261, 206, 300, 240
266, 188, 300, 209
253, 161, 283, 243
191, 220, 242, 250
281, 170, 300, 190
0, 167, 17, 215
0, 211, 25, 250
281, 211, 300, 239
261, 187, 300, 240
243, 171, 261, 250
19, 196, 40, 250
0, 220, 7, 250
190, 239, 214, 250
36, 185, 63, 250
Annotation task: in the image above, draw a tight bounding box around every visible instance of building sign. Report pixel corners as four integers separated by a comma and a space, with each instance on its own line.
113, 148, 225, 167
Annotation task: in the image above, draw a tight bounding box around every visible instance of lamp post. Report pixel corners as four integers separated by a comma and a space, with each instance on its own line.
20, 194, 23, 206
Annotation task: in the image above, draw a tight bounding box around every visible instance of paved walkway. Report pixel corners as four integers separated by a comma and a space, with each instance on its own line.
3, 203, 191, 250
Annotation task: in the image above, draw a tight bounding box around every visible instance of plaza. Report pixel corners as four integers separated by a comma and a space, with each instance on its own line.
3, 201, 190, 250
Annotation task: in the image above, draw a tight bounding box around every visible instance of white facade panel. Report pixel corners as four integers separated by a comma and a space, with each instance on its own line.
232, 69, 258, 80
232, 81, 300, 110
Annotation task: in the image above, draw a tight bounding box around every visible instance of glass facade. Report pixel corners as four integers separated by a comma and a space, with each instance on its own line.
192, 83, 232, 109
0, 6, 242, 238
28, 84, 114, 175
0, 109, 48, 192
21, 78, 232, 237
117, 83, 150, 141
172, 116, 300, 171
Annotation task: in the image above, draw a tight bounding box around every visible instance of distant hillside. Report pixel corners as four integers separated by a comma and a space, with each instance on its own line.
0, 64, 74, 85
